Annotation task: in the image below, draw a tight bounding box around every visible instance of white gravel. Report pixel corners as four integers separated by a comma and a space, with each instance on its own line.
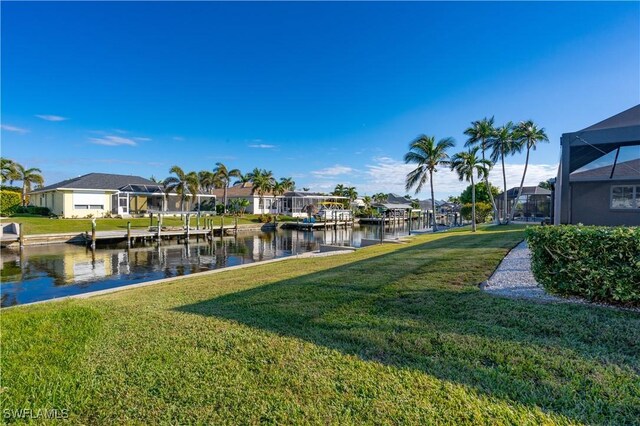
482, 241, 563, 302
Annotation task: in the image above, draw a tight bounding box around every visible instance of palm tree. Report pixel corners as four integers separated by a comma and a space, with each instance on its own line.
488, 122, 517, 224
372, 193, 388, 204
13, 163, 44, 206
450, 148, 492, 232
237, 198, 250, 217
1, 158, 19, 184
510, 120, 549, 221
197, 170, 220, 194
214, 163, 242, 215
404, 135, 455, 233
279, 177, 295, 192
332, 184, 345, 196
163, 166, 199, 212
464, 117, 499, 223
234, 173, 252, 186
251, 170, 276, 214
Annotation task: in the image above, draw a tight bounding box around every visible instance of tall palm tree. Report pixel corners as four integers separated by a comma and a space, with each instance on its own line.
404, 135, 455, 233
272, 181, 288, 215
251, 170, 276, 213
450, 148, 492, 232
489, 122, 517, 224
163, 166, 199, 212
510, 120, 549, 220
1, 158, 19, 184
14, 163, 44, 206
214, 162, 242, 215
464, 117, 499, 223
279, 177, 295, 192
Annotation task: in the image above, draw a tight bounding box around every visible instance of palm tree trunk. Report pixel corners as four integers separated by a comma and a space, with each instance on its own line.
510, 147, 530, 222
482, 142, 499, 225
471, 176, 476, 232
223, 184, 228, 215
430, 171, 437, 233
22, 182, 27, 207
501, 149, 508, 224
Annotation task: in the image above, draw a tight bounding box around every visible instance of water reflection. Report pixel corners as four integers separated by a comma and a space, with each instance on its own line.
0, 223, 424, 307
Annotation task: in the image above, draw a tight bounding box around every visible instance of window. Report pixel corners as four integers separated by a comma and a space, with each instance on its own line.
74, 205, 89, 209
89, 205, 104, 210
611, 186, 639, 209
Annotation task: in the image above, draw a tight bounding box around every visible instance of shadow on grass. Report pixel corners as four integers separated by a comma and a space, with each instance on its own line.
175, 230, 640, 424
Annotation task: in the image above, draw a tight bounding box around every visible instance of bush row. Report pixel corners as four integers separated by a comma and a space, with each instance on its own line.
525, 225, 640, 305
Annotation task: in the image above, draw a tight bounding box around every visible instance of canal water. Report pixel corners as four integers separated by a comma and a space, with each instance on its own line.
1, 223, 426, 307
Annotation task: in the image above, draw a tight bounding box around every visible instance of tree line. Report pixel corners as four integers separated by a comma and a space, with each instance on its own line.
1, 157, 44, 206
404, 118, 548, 232
158, 163, 295, 215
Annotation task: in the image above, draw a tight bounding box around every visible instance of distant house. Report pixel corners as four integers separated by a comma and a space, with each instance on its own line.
555, 105, 640, 226
213, 184, 349, 217
211, 182, 277, 215
496, 186, 551, 221
30, 173, 215, 218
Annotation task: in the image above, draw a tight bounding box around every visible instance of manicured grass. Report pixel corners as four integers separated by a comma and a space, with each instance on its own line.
2, 226, 639, 424
1, 214, 295, 235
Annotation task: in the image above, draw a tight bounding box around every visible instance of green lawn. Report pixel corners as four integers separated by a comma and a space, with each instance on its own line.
2, 226, 639, 424
1, 214, 295, 235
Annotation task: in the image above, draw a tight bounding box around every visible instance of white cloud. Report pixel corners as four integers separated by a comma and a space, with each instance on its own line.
89, 135, 137, 146
248, 144, 276, 149
133, 137, 152, 142
311, 165, 355, 178
35, 114, 68, 122
1, 124, 29, 134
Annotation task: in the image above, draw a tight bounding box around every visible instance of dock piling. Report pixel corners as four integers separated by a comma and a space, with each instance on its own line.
127, 221, 131, 246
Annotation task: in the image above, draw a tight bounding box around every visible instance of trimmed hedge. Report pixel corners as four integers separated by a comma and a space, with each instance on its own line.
0, 190, 21, 215
525, 225, 640, 305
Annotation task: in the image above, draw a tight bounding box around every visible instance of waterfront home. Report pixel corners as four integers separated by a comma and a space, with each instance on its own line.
30, 173, 216, 218
555, 104, 640, 226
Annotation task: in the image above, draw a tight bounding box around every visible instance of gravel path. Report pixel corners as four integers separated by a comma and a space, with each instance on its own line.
482, 241, 565, 302
483, 241, 640, 312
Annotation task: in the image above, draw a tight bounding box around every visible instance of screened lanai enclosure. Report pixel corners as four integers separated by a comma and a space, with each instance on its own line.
496, 187, 551, 222
113, 184, 216, 216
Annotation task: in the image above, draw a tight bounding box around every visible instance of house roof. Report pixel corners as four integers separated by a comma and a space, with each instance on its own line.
582, 104, 640, 132
32, 173, 160, 193
570, 158, 640, 181
499, 186, 552, 198
373, 202, 413, 210
211, 182, 266, 198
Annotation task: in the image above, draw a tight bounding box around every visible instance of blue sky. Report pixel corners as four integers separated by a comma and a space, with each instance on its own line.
2, 1, 639, 199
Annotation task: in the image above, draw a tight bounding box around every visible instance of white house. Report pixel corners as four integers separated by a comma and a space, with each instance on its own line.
30, 173, 215, 218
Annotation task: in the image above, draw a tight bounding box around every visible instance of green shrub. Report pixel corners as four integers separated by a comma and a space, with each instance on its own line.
0, 190, 21, 215
525, 225, 640, 305
258, 214, 273, 223
13, 205, 52, 216
460, 202, 493, 223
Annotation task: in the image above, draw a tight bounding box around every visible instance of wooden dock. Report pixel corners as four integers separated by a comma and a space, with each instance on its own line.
86, 226, 237, 245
